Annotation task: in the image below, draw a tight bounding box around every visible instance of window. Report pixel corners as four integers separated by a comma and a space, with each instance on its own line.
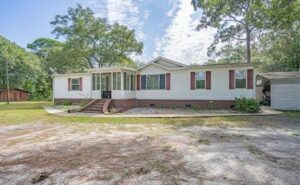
141, 74, 166, 90
196, 72, 205, 89
159, 74, 165, 89
92, 73, 101, 90
123, 72, 130, 90
141, 75, 146, 90
113, 72, 121, 90
130, 74, 135, 91
71, 78, 80, 91
235, 70, 246, 88
101, 74, 108, 91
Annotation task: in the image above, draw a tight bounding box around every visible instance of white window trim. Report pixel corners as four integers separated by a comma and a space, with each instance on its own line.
92, 73, 101, 91
112, 72, 122, 90
71, 78, 80, 91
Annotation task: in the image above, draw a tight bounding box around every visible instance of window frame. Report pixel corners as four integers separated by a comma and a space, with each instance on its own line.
130, 74, 135, 91
92, 73, 101, 90
235, 70, 247, 89
71, 78, 80, 91
140, 74, 166, 90
195, 71, 206, 89
113, 72, 121, 90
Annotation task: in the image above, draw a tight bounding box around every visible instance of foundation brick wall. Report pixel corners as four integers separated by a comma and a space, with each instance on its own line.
54, 98, 235, 110
112, 99, 137, 111
136, 99, 234, 109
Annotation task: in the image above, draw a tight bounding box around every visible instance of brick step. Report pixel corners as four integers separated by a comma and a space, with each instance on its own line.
81, 99, 111, 114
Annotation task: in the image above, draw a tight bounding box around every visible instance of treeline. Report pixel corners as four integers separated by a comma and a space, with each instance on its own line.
0, 5, 143, 100
193, 0, 300, 71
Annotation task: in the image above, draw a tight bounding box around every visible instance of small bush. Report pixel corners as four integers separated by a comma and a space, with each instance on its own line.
62, 100, 72, 106
234, 98, 261, 113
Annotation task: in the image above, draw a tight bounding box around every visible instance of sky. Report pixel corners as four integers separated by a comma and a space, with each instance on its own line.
0, 0, 216, 64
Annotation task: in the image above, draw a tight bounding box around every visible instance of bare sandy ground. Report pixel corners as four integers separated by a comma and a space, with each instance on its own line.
0, 117, 300, 185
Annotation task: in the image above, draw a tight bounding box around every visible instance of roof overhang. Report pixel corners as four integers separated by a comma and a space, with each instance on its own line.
257, 72, 300, 80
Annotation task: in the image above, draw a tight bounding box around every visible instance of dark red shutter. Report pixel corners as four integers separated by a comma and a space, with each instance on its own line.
191, 72, 195, 90
247, 69, 253, 89
68, 78, 71, 91
206, 71, 211, 89
136, 75, 140, 90
79, 77, 82, 91
229, 70, 235, 89
166, 73, 171, 90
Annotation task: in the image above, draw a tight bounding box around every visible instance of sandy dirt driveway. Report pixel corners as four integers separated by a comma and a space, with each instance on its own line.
0, 117, 300, 185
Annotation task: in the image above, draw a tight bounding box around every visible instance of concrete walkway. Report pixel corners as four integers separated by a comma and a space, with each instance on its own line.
44, 106, 282, 118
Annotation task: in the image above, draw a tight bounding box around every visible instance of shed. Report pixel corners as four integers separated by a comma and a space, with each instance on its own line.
0, 88, 30, 102
256, 72, 300, 110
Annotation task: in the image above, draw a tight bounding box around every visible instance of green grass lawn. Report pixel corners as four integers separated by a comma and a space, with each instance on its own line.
0, 101, 299, 127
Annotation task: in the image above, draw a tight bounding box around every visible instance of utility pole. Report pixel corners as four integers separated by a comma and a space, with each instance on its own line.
5, 59, 10, 104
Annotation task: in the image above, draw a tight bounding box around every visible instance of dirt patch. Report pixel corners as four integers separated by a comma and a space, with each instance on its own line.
247, 144, 279, 163
0, 118, 300, 185
0, 124, 192, 185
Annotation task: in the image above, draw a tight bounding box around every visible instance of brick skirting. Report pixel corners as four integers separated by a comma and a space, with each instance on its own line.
112, 99, 137, 110
136, 99, 234, 109
54, 98, 235, 110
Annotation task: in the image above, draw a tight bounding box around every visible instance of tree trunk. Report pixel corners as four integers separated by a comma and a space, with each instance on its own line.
5, 60, 10, 104
246, 28, 251, 63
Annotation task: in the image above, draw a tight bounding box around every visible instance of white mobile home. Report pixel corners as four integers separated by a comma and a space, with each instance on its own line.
53, 57, 256, 112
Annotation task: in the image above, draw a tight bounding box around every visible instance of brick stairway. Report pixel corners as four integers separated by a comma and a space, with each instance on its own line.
82, 99, 107, 113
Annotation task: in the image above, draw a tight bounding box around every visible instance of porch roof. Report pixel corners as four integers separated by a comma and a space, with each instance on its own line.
86, 67, 136, 73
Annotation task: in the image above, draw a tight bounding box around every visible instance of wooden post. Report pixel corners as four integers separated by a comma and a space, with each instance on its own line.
5, 60, 10, 104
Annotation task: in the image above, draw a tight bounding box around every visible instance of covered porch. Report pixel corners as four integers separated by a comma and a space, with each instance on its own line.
88, 67, 137, 100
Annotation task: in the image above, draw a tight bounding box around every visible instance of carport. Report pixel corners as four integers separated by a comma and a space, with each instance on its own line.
256, 72, 300, 110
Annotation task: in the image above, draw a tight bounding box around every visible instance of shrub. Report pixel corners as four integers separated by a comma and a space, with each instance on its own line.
62, 100, 72, 106
234, 98, 261, 113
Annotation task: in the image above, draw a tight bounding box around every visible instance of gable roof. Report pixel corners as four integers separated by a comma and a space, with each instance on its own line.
138, 57, 254, 71
138, 56, 186, 70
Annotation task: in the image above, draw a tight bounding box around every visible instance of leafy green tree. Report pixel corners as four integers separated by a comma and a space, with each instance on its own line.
0, 35, 51, 99
192, 0, 299, 63
51, 4, 143, 68
28, 38, 89, 74
27, 38, 63, 58
253, 23, 300, 72
216, 44, 246, 64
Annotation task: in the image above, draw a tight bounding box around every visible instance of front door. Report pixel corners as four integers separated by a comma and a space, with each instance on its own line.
101, 73, 111, 98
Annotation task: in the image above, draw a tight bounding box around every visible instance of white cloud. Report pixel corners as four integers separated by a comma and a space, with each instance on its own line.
106, 0, 145, 41
166, 0, 178, 17
154, 0, 216, 64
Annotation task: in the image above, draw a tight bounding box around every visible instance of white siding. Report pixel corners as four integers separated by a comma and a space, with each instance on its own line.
112, 90, 136, 99
91, 90, 101, 99
271, 84, 300, 110
136, 65, 255, 100
54, 75, 92, 99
